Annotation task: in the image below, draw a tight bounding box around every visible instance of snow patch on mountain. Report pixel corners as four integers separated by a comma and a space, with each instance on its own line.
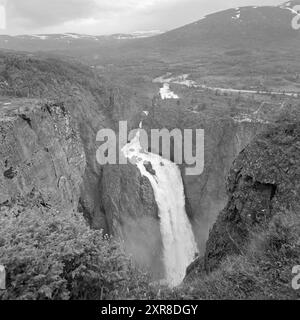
32, 35, 48, 40
232, 8, 241, 20
2, 31, 163, 43
113, 30, 163, 40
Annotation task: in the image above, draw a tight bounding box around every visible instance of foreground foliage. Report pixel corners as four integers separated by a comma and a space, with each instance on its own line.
0, 208, 151, 300
0, 208, 299, 300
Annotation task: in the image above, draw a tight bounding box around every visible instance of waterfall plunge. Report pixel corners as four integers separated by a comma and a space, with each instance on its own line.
122, 130, 198, 287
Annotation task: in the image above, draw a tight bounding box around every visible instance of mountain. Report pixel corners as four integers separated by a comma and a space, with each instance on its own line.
102, 0, 300, 63
0, 1, 300, 61
0, 31, 163, 53
152, 1, 300, 49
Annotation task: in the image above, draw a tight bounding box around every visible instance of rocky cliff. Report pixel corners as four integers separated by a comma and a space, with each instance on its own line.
0, 52, 149, 225
182, 118, 267, 252
1, 52, 286, 281
0, 52, 161, 273
204, 119, 300, 272
171, 119, 300, 299
100, 164, 163, 277
0, 98, 85, 212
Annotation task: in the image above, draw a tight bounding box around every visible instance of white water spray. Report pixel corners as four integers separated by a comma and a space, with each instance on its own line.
122, 126, 198, 287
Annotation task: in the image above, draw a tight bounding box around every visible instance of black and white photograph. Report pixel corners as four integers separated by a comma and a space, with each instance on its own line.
0, 0, 299, 306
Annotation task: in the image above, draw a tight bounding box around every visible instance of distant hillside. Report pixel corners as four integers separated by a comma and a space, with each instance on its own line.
107, 0, 300, 61
0, 1, 300, 62
0, 31, 163, 53
155, 1, 300, 48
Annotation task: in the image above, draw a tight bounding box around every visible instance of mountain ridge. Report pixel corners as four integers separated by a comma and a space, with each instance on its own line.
0, 1, 300, 57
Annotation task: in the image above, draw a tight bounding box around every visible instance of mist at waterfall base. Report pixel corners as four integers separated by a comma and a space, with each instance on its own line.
122, 128, 198, 287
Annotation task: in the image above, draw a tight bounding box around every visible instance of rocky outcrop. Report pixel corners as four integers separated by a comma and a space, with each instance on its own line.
182, 118, 267, 252
204, 120, 300, 272
0, 99, 86, 212
100, 164, 163, 277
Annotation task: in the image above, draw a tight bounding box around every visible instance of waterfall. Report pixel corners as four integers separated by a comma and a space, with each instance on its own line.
122, 129, 198, 287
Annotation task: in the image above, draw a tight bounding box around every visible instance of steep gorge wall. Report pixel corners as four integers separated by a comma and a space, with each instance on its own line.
0, 53, 160, 272
0, 99, 85, 212
0, 53, 154, 230
183, 119, 268, 252
100, 164, 163, 277
0, 52, 274, 277
204, 120, 300, 272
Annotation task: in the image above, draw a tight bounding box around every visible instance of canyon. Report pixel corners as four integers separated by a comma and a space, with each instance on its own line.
0, 52, 274, 284
0, 1, 300, 295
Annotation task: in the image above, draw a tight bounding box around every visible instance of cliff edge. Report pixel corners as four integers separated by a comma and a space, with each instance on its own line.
0, 98, 85, 213
204, 120, 300, 272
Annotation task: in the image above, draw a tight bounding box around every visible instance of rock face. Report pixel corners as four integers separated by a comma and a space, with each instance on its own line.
0, 52, 150, 230
182, 119, 266, 252
0, 53, 160, 273
204, 120, 300, 272
100, 164, 163, 277
0, 99, 86, 212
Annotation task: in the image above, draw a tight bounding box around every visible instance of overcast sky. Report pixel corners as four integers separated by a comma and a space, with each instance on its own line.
0, 0, 285, 35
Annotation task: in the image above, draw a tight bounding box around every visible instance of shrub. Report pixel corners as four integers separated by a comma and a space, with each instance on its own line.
0, 207, 151, 300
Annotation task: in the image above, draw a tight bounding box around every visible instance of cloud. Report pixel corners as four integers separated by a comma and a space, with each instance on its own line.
3, 0, 285, 35
6, 0, 172, 29
8, 0, 98, 28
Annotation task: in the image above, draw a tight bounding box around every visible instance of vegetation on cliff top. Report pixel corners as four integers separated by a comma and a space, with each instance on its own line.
0, 205, 151, 300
